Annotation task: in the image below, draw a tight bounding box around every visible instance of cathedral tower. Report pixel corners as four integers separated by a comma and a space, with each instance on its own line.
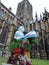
16, 0, 33, 25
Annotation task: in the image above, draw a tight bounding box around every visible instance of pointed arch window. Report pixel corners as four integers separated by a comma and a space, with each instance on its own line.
40, 39, 44, 50
0, 27, 8, 44
22, 4, 24, 9
0, 9, 5, 20
45, 39, 49, 50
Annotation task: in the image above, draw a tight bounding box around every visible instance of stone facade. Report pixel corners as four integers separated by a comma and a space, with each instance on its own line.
16, 0, 33, 27
29, 11, 49, 59
0, 1, 24, 57
0, 0, 49, 59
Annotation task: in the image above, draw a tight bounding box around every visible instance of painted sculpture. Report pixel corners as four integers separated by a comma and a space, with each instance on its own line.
7, 26, 37, 65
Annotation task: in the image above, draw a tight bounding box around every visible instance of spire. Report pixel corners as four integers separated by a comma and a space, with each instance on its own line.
9, 7, 12, 11
40, 13, 42, 21
44, 7, 47, 13
35, 12, 38, 21
43, 7, 48, 20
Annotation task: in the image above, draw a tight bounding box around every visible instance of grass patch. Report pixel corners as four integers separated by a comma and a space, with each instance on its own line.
0, 57, 7, 65
0, 57, 49, 65
31, 58, 49, 65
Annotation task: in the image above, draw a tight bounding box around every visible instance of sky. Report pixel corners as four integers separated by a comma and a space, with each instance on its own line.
1, 0, 49, 19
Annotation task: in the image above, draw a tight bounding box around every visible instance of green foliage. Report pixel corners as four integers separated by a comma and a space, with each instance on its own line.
24, 43, 31, 50
28, 38, 37, 44
32, 38, 37, 43
10, 39, 21, 52
10, 37, 37, 52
